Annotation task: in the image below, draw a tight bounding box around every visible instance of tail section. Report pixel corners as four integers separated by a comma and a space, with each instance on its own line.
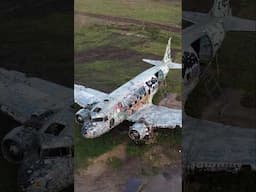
142, 37, 181, 69
210, 0, 232, 17
163, 37, 172, 63
209, 0, 255, 31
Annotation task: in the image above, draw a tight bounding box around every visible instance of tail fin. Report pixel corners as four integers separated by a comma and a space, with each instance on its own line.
163, 37, 172, 63
210, 0, 232, 17
142, 37, 181, 69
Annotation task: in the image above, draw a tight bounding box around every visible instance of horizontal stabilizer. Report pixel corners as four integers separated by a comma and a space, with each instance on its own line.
183, 11, 209, 24
142, 59, 162, 66
224, 16, 256, 32
168, 62, 182, 69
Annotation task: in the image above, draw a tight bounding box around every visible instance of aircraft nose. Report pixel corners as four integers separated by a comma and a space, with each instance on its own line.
81, 127, 87, 136
80, 121, 92, 136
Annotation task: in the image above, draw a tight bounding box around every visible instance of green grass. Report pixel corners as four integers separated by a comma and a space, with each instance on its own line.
185, 32, 256, 117
153, 69, 182, 104
75, 24, 181, 54
1, 12, 73, 86
75, 0, 181, 26
75, 59, 149, 92
106, 157, 123, 169
74, 0, 182, 170
0, 161, 18, 192
218, 32, 256, 93
74, 124, 127, 169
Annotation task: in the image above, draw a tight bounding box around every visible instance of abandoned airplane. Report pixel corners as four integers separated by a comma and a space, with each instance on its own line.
0, 68, 74, 192
182, 0, 256, 172
74, 38, 182, 143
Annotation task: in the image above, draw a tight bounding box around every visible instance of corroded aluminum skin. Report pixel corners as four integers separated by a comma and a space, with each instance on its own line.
74, 38, 183, 140
0, 68, 74, 192
182, 0, 256, 172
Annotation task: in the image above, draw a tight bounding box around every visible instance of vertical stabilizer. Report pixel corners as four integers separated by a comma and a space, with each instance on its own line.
163, 37, 172, 63
210, 0, 232, 17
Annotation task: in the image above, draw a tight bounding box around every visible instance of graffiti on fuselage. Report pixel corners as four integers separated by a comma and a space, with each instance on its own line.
182, 51, 200, 82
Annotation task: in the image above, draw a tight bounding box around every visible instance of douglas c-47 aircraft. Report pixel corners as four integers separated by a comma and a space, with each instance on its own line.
74, 38, 182, 143
182, 0, 256, 172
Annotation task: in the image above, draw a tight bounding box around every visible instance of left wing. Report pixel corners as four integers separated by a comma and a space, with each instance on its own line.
74, 84, 108, 107
128, 104, 182, 129
0, 68, 72, 123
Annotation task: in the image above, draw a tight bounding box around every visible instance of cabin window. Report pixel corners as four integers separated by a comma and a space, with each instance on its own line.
92, 117, 104, 122
45, 123, 65, 136
41, 147, 70, 158
155, 70, 164, 81
151, 77, 157, 84
146, 81, 152, 87
118, 102, 123, 108
93, 107, 102, 113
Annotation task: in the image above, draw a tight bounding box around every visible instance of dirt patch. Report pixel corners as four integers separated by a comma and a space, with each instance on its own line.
75, 45, 181, 64
76, 12, 181, 32
75, 143, 181, 192
201, 88, 256, 128
159, 93, 182, 109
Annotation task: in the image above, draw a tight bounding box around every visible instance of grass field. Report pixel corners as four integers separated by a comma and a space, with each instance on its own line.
74, 0, 181, 169
185, 32, 256, 118
75, 0, 181, 26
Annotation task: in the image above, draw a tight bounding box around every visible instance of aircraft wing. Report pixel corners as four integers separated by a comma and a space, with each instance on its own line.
183, 115, 256, 171
128, 104, 182, 129
0, 68, 72, 123
183, 11, 209, 24
74, 84, 108, 108
224, 16, 256, 32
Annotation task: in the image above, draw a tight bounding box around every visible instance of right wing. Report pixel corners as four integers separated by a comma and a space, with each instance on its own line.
128, 104, 182, 129
74, 84, 108, 107
183, 115, 256, 171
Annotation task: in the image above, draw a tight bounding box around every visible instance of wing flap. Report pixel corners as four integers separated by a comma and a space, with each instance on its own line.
128, 104, 182, 129
183, 116, 256, 170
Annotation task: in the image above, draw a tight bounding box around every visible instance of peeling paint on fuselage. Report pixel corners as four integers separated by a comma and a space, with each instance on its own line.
82, 63, 169, 138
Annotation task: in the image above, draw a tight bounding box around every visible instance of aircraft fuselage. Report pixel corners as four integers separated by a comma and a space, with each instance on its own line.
81, 63, 169, 138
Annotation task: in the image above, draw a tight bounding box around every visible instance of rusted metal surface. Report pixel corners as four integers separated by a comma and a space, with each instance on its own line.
0, 68, 74, 191
182, 0, 256, 172
74, 38, 182, 142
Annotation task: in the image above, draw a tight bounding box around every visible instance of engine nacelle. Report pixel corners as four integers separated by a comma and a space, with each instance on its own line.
1, 126, 37, 163
75, 108, 90, 124
128, 122, 152, 142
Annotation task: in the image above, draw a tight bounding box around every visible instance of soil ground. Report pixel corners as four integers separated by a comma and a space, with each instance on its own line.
76, 12, 181, 32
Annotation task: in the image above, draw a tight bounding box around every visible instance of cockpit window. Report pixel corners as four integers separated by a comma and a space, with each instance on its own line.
93, 107, 102, 113
41, 147, 70, 158
44, 123, 65, 136
92, 117, 104, 122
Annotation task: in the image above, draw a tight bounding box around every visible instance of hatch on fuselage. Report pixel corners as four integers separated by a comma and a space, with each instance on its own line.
191, 35, 213, 64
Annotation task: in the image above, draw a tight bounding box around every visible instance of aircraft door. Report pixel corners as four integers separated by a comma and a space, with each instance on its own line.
199, 35, 213, 64
155, 70, 164, 82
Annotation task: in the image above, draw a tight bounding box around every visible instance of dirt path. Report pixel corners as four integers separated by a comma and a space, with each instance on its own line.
75, 143, 181, 192
201, 88, 256, 128
76, 11, 181, 32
